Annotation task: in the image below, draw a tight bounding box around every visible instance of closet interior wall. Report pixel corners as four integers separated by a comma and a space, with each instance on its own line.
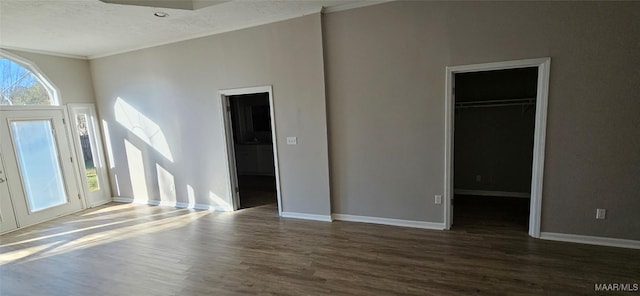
453, 67, 538, 195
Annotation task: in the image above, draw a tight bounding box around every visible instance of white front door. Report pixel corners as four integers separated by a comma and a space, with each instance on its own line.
0, 108, 83, 229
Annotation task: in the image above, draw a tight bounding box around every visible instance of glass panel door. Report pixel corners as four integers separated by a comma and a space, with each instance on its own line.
0, 108, 83, 228
68, 104, 111, 207
10, 120, 68, 212
76, 113, 100, 192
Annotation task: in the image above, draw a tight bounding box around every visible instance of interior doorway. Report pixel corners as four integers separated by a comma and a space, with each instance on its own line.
219, 86, 282, 214
444, 58, 551, 237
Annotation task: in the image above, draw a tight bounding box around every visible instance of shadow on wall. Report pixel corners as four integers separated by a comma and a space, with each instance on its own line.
101, 97, 232, 211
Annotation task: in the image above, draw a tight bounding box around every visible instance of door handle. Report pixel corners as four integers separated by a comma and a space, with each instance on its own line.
0, 177, 5, 183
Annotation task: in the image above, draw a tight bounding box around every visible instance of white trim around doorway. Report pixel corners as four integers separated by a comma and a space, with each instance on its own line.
444, 57, 551, 238
218, 86, 283, 216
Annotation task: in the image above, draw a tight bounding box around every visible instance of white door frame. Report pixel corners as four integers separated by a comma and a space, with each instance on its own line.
218, 86, 283, 216
444, 57, 551, 238
0, 106, 85, 228
67, 104, 112, 207
0, 148, 19, 234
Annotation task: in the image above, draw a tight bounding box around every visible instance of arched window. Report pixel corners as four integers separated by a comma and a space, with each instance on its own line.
0, 51, 59, 105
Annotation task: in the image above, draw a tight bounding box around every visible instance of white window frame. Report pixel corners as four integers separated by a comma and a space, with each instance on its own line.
0, 49, 60, 106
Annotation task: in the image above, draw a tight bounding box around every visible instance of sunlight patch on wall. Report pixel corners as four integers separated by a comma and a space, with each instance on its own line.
102, 120, 115, 169
125, 139, 148, 200
156, 164, 176, 202
114, 173, 121, 196
114, 97, 173, 162
187, 184, 195, 207
209, 191, 232, 211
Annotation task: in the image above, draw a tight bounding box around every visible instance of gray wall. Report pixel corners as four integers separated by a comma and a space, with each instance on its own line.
90, 14, 331, 216
6, 49, 96, 104
323, 1, 640, 239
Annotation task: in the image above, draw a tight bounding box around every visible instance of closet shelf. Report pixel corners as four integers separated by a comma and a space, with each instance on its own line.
455, 98, 535, 109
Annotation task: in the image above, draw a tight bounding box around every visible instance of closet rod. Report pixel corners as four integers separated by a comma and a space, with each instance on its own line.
455, 98, 535, 109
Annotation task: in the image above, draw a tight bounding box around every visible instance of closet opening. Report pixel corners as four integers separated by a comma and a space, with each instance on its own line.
444, 58, 551, 237
452, 67, 538, 233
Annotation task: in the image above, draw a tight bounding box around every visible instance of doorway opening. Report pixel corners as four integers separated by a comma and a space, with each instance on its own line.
444, 58, 551, 237
219, 86, 282, 214
453, 67, 537, 233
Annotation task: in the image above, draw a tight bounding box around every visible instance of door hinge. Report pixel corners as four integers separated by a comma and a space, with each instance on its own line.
70, 156, 73, 163
226, 106, 231, 112
62, 118, 66, 125
78, 193, 82, 200
235, 187, 239, 193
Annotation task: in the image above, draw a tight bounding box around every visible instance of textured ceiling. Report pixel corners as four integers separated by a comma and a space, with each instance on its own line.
99, 0, 231, 10
0, 0, 379, 59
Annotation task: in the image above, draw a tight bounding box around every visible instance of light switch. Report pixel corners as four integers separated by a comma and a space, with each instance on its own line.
286, 137, 297, 145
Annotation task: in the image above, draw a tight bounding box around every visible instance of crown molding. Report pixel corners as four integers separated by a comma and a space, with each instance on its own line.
0, 46, 88, 60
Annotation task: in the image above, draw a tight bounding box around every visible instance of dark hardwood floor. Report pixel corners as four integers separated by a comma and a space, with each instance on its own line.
1, 202, 638, 295
452, 194, 530, 234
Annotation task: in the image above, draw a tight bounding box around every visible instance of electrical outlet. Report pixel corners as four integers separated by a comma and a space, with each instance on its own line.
434, 195, 442, 204
286, 137, 297, 145
596, 208, 606, 220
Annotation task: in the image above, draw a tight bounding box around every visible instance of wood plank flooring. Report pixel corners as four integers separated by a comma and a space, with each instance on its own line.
453, 195, 530, 230
1, 203, 638, 296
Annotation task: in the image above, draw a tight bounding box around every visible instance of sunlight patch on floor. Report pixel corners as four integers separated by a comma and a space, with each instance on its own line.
1, 208, 187, 248
80, 203, 134, 216
0, 210, 210, 266
0, 241, 62, 265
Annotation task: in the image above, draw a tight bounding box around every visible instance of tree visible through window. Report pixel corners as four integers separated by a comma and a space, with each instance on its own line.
1, 56, 55, 105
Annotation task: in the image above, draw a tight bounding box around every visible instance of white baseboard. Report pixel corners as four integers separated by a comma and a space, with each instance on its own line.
332, 214, 445, 230
112, 196, 133, 203
454, 189, 530, 198
112, 197, 231, 212
281, 211, 332, 222
540, 232, 640, 250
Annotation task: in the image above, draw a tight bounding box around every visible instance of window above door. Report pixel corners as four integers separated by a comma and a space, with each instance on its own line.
0, 50, 59, 106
